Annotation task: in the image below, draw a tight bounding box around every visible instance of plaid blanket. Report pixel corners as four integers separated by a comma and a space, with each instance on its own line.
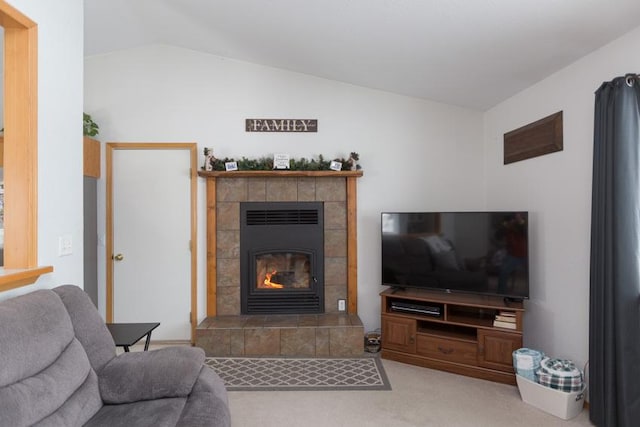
536, 358, 583, 392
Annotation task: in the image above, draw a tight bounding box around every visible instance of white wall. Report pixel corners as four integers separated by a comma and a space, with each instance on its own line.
484, 24, 640, 370
84, 44, 484, 330
0, 0, 84, 300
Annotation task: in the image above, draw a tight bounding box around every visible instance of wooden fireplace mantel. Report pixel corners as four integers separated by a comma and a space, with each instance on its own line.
197, 170, 363, 178
198, 170, 363, 316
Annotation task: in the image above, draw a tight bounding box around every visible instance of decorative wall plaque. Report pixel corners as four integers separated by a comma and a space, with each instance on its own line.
504, 111, 563, 164
246, 119, 318, 132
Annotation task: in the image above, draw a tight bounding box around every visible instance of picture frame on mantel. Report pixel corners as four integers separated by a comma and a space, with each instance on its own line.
503, 111, 563, 164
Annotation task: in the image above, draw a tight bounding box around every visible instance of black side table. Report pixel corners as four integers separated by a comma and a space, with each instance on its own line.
106, 322, 160, 352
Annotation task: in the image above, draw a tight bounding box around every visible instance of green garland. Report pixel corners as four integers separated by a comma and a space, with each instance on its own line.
205, 153, 361, 171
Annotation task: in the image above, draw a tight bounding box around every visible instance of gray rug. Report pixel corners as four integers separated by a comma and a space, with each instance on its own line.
204, 357, 391, 391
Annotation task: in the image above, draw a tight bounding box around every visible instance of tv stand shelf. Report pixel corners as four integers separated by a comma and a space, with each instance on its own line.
381, 288, 524, 385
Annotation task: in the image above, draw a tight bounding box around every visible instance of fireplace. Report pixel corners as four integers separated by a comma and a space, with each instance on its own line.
240, 201, 324, 314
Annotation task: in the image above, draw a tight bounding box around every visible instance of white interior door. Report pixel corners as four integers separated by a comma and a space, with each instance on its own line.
112, 148, 192, 340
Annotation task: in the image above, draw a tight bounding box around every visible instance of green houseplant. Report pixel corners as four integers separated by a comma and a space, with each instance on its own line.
83, 113, 99, 137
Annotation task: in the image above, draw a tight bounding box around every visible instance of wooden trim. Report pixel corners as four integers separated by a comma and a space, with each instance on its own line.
206, 178, 217, 316
3, 6, 37, 269
198, 170, 363, 178
0, 1, 37, 28
83, 136, 101, 178
0, 1, 53, 289
106, 143, 198, 343
504, 111, 563, 164
346, 176, 358, 314
189, 145, 198, 343
0, 266, 54, 291
105, 146, 114, 321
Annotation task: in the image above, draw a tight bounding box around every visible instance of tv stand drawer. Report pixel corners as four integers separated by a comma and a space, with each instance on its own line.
417, 335, 477, 366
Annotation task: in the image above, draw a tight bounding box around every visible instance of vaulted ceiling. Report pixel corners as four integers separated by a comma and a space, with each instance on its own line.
84, 0, 640, 110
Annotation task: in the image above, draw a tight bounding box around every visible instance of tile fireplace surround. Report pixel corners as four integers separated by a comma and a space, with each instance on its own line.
196, 170, 364, 356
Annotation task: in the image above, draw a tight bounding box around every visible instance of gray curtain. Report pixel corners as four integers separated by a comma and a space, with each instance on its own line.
590, 73, 640, 426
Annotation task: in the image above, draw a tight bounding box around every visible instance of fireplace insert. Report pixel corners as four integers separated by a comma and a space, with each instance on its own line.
240, 201, 324, 314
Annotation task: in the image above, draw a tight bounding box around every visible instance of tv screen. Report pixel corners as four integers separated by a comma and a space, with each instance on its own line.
381, 211, 529, 300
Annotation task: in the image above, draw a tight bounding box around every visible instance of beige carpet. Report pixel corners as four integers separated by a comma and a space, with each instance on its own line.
227, 358, 592, 427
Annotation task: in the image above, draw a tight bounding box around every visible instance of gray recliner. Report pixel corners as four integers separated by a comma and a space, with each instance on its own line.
0, 285, 231, 427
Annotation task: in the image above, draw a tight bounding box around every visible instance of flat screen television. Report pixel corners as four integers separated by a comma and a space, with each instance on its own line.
381, 211, 529, 300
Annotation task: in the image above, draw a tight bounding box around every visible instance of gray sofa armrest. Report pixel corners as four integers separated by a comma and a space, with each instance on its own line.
99, 346, 205, 404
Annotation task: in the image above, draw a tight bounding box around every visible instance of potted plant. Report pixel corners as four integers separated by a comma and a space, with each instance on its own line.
83, 113, 99, 137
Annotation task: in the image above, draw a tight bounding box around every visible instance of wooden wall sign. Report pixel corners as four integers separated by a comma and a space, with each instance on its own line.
504, 111, 563, 164
246, 119, 318, 133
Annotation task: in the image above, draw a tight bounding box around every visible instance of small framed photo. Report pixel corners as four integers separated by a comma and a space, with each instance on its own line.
329, 160, 342, 171
225, 161, 238, 171
273, 154, 291, 169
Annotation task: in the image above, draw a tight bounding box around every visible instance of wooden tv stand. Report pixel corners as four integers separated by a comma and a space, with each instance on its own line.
380, 288, 524, 385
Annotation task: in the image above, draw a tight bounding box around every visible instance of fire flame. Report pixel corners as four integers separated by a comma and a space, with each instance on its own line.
262, 270, 284, 289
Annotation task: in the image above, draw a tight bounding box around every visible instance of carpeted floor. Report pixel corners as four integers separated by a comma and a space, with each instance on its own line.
204, 357, 391, 391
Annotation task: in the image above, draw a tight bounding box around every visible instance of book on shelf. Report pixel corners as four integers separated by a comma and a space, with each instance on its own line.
497, 310, 516, 317
494, 314, 516, 322
493, 319, 517, 329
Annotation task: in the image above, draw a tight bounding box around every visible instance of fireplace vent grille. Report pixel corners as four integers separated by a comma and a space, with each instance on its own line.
247, 294, 321, 313
246, 209, 319, 226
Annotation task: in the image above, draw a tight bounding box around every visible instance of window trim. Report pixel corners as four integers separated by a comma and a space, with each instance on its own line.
0, 1, 53, 290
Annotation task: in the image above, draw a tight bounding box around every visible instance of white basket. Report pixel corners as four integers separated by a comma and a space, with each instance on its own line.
516, 374, 585, 420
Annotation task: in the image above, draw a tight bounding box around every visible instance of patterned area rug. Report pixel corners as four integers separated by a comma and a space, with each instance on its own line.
204, 357, 391, 391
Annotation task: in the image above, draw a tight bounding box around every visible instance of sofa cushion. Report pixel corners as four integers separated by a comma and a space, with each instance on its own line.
99, 346, 206, 404
33, 369, 102, 427
85, 397, 186, 427
176, 367, 231, 427
53, 285, 117, 373
0, 290, 75, 387
0, 290, 102, 427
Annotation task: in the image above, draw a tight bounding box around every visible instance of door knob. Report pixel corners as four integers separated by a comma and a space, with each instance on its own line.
113, 253, 124, 261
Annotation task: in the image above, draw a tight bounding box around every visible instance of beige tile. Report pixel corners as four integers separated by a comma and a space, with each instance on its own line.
206, 315, 248, 328
324, 202, 346, 229
281, 328, 316, 356
297, 178, 316, 201
243, 315, 267, 327
244, 328, 281, 356
315, 328, 330, 356
324, 230, 347, 257
325, 257, 347, 286
196, 329, 230, 356
266, 178, 298, 201
217, 178, 248, 202
217, 202, 240, 230
216, 178, 247, 202
217, 258, 240, 288
318, 313, 352, 327
263, 315, 299, 328
316, 178, 346, 201
348, 313, 364, 327
216, 287, 240, 315
230, 329, 245, 356
329, 326, 364, 356
324, 285, 347, 313
247, 178, 266, 201
216, 230, 239, 258
298, 314, 319, 327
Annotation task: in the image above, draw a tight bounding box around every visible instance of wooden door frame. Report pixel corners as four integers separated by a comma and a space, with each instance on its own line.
106, 142, 198, 343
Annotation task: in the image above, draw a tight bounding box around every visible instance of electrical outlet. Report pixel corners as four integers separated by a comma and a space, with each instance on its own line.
58, 234, 73, 256
338, 299, 346, 312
